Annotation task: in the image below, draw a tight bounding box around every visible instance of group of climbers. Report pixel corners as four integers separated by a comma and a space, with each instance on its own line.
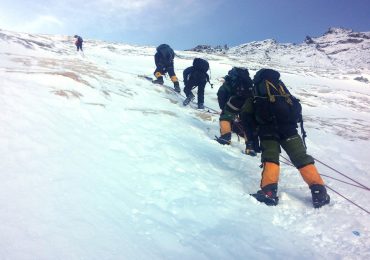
73, 39, 330, 209
151, 43, 330, 209
152, 44, 211, 109
215, 67, 330, 208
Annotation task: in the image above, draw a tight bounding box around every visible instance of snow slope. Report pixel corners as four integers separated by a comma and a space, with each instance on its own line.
0, 29, 369, 259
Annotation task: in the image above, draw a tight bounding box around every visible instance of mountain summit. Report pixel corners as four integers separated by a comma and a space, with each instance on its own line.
188, 27, 370, 73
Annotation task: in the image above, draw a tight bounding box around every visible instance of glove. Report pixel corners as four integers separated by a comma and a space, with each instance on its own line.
215, 132, 231, 145
245, 141, 257, 156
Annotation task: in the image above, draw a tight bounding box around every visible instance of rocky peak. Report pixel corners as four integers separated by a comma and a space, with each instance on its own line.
304, 36, 315, 44
186, 44, 228, 54
186, 27, 370, 72
324, 27, 353, 35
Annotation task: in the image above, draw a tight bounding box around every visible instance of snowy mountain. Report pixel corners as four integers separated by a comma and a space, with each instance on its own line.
185, 44, 229, 54
188, 27, 370, 78
1, 28, 370, 259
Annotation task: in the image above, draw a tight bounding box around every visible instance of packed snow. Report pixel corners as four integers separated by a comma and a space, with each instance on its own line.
0, 29, 369, 259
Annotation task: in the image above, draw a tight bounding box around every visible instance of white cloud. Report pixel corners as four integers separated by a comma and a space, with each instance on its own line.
23, 15, 64, 33
98, 0, 161, 11
87, 0, 220, 31
0, 0, 222, 41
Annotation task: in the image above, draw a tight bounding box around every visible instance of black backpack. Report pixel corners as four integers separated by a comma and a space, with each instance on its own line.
253, 68, 303, 127
156, 44, 175, 61
193, 58, 209, 73
74, 35, 83, 43
226, 67, 253, 98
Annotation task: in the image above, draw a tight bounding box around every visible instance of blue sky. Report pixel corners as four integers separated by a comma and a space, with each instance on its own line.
0, 0, 369, 49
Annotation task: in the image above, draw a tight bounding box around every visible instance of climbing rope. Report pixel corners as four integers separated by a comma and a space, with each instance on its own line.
280, 155, 370, 215
313, 156, 370, 191
325, 185, 370, 215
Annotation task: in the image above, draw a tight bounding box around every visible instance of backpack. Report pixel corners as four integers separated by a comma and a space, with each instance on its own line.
193, 58, 209, 73
156, 44, 175, 61
74, 35, 83, 44
225, 67, 253, 98
253, 68, 303, 127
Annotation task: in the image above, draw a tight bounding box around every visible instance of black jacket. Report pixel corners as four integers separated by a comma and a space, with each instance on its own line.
155, 52, 173, 69
183, 66, 209, 87
75, 36, 83, 45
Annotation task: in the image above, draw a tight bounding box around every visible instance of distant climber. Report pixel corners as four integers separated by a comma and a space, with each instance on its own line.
183, 58, 211, 109
152, 44, 180, 93
74, 35, 83, 52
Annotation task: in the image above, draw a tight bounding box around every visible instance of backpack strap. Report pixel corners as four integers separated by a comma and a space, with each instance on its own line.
279, 82, 306, 146
265, 80, 278, 102
265, 80, 294, 106
278, 83, 293, 105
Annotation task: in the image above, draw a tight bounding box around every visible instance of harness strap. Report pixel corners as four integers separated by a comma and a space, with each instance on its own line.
300, 119, 307, 148
226, 98, 241, 112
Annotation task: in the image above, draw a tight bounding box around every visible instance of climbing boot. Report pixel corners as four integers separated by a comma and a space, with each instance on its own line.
310, 184, 330, 208
215, 132, 231, 145
183, 93, 195, 106
152, 76, 164, 85
251, 183, 279, 206
174, 82, 181, 93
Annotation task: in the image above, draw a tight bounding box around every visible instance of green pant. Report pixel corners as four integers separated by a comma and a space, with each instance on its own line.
219, 110, 237, 122
260, 134, 314, 168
